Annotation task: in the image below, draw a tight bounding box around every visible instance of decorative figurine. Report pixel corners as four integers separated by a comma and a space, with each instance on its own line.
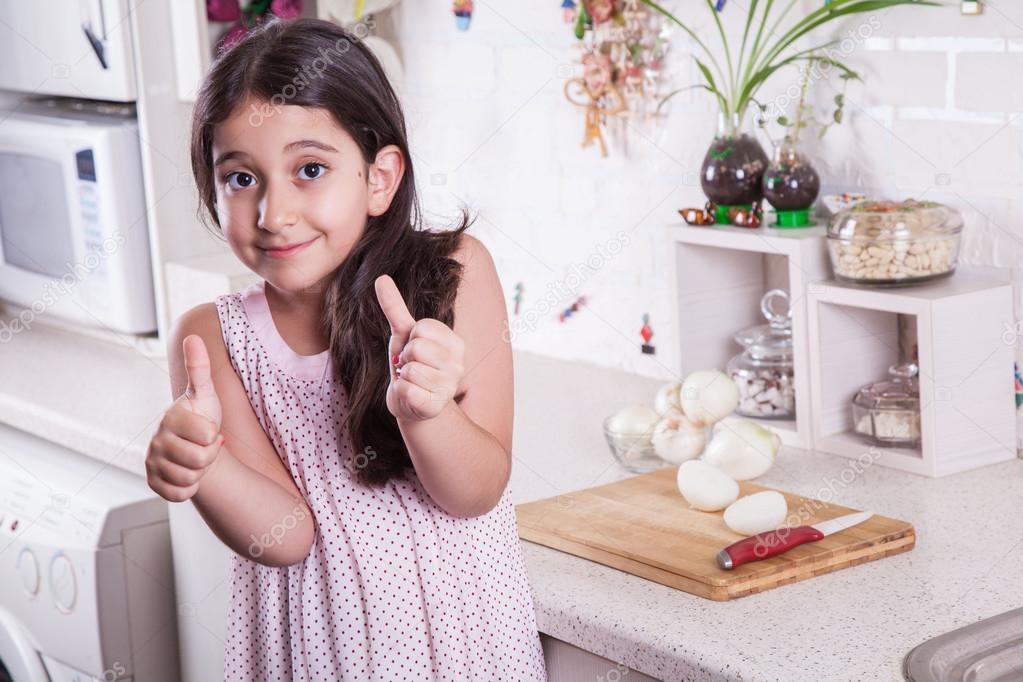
640, 313, 655, 354
453, 0, 473, 30
513, 282, 524, 315
728, 201, 763, 228
679, 201, 718, 226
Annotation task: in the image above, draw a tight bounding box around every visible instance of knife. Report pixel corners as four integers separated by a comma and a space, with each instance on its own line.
716, 511, 873, 570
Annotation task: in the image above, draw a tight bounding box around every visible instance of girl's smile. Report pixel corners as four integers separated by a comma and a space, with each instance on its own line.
259, 235, 320, 259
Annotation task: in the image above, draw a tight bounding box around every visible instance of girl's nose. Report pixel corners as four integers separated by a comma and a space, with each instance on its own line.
257, 182, 299, 232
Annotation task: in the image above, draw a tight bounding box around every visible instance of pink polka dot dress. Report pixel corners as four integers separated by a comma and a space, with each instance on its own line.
212, 280, 548, 681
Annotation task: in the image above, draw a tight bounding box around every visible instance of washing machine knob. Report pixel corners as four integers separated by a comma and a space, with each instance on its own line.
16, 547, 39, 597
49, 551, 77, 613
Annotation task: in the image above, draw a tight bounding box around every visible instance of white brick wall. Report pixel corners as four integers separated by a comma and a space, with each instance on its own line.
387, 0, 1023, 379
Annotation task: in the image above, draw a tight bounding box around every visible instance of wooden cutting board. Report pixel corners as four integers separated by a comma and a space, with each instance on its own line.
516, 467, 915, 601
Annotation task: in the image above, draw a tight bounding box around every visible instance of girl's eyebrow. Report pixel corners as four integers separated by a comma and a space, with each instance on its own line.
213, 139, 339, 167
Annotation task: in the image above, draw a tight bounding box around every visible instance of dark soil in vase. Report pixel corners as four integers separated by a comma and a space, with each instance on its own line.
700, 134, 769, 205
763, 157, 821, 210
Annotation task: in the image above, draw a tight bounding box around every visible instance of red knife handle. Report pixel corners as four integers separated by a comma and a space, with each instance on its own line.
716, 525, 825, 570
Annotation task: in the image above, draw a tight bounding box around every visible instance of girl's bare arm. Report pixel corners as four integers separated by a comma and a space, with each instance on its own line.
167, 303, 316, 567
396, 235, 514, 518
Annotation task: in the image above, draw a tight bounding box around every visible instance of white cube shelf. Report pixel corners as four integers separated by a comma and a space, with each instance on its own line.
807, 270, 1017, 477
669, 222, 830, 448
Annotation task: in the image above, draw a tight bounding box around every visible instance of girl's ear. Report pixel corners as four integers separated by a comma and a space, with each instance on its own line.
366, 144, 405, 217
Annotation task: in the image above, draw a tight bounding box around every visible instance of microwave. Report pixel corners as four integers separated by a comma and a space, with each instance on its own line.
0, 99, 157, 334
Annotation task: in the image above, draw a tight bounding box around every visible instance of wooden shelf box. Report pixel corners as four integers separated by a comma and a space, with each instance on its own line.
669, 223, 830, 449
806, 271, 1017, 477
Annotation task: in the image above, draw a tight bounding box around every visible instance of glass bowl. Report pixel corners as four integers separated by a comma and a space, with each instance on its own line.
827, 199, 963, 287
602, 416, 668, 473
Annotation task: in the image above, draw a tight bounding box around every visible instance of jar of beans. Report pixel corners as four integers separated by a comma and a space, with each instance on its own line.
827, 199, 963, 287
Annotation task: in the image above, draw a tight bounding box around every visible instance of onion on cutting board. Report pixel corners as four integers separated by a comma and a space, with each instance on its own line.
723, 491, 788, 535
676, 460, 739, 511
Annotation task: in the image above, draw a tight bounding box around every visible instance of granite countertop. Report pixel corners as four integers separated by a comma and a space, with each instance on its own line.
4, 313, 1022, 681
511, 352, 1023, 682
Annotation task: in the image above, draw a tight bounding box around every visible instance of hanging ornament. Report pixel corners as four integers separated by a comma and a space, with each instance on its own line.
513, 282, 524, 315
453, 0, 473, 30
564, 50, 626, 157
563, 0, 671, 158
561, 0, 577, 23
584, 0, 614, 24
640, 313, 655, 354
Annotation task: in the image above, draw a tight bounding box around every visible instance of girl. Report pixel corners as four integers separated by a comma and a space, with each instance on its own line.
145, 17, 548, 681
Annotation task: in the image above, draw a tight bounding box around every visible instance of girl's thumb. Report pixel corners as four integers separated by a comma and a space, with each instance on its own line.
183, 334, 217, 404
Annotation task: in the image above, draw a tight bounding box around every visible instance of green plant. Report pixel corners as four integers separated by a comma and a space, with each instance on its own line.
755, 57, 856, 148
642, 0, 937, 131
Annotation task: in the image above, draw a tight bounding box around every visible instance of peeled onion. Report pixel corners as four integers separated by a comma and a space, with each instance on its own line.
702, 419, 781, 480
723, 491, 788, 535
651, 412, 705, 464
676, 460, 739, 512
680, 370, 740, 426
606, 404, 660, 437
654, 382, 682, 416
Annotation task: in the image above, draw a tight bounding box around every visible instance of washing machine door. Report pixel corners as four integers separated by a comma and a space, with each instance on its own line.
0, 609, 48, 682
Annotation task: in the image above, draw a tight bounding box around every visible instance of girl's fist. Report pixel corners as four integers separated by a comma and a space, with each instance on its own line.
374, 274, 465, 422
146, 335, 225, 502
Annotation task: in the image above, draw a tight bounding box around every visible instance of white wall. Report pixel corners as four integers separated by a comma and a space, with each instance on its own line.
386, 1, 1023, 380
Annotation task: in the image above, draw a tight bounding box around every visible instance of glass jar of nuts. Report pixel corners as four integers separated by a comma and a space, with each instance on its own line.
726, 289, 795, 420
852, 363, 921, 447
827, 199, 963, 287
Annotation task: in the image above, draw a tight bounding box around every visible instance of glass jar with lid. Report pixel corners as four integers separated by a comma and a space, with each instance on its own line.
851, 363, 921, 446
827, 199, 963, 286
726, 289, 795, 420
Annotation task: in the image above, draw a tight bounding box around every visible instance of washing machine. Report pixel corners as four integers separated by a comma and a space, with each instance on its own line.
0, 421, 179, 682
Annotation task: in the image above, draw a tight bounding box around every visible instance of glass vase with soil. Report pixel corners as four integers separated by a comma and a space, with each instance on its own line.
700, 111, 768, 225
763, 140, 821, 228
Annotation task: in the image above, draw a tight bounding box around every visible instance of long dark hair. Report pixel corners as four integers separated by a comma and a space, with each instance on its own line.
190, 17, 470, 487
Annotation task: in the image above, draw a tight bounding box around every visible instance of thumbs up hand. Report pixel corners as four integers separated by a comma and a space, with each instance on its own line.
374, 274, 465, 422
145, 334, 226, 503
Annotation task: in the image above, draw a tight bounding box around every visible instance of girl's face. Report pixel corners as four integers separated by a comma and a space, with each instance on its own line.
211, 95, 402, 294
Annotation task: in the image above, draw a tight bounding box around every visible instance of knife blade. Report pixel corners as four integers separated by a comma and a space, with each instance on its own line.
716, 511, 874, 570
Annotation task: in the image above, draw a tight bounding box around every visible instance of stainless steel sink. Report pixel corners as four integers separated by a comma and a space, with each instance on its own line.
904, 606, 1023, 681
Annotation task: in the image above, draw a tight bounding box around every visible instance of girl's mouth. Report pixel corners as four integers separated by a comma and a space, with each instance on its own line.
261, 236, 318, 259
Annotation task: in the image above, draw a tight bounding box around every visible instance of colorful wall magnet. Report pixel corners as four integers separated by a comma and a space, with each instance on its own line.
558, 296, 586, 323
561, 0, 577, 23
1015, 362, 1023, 408
640, 313, 655, 354
453, 0, 473, 30
513, 282, 524, 315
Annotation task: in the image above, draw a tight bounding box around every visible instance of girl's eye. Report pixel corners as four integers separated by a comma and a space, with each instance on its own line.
298, 162, 327, 180
224, 171, 255, 191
